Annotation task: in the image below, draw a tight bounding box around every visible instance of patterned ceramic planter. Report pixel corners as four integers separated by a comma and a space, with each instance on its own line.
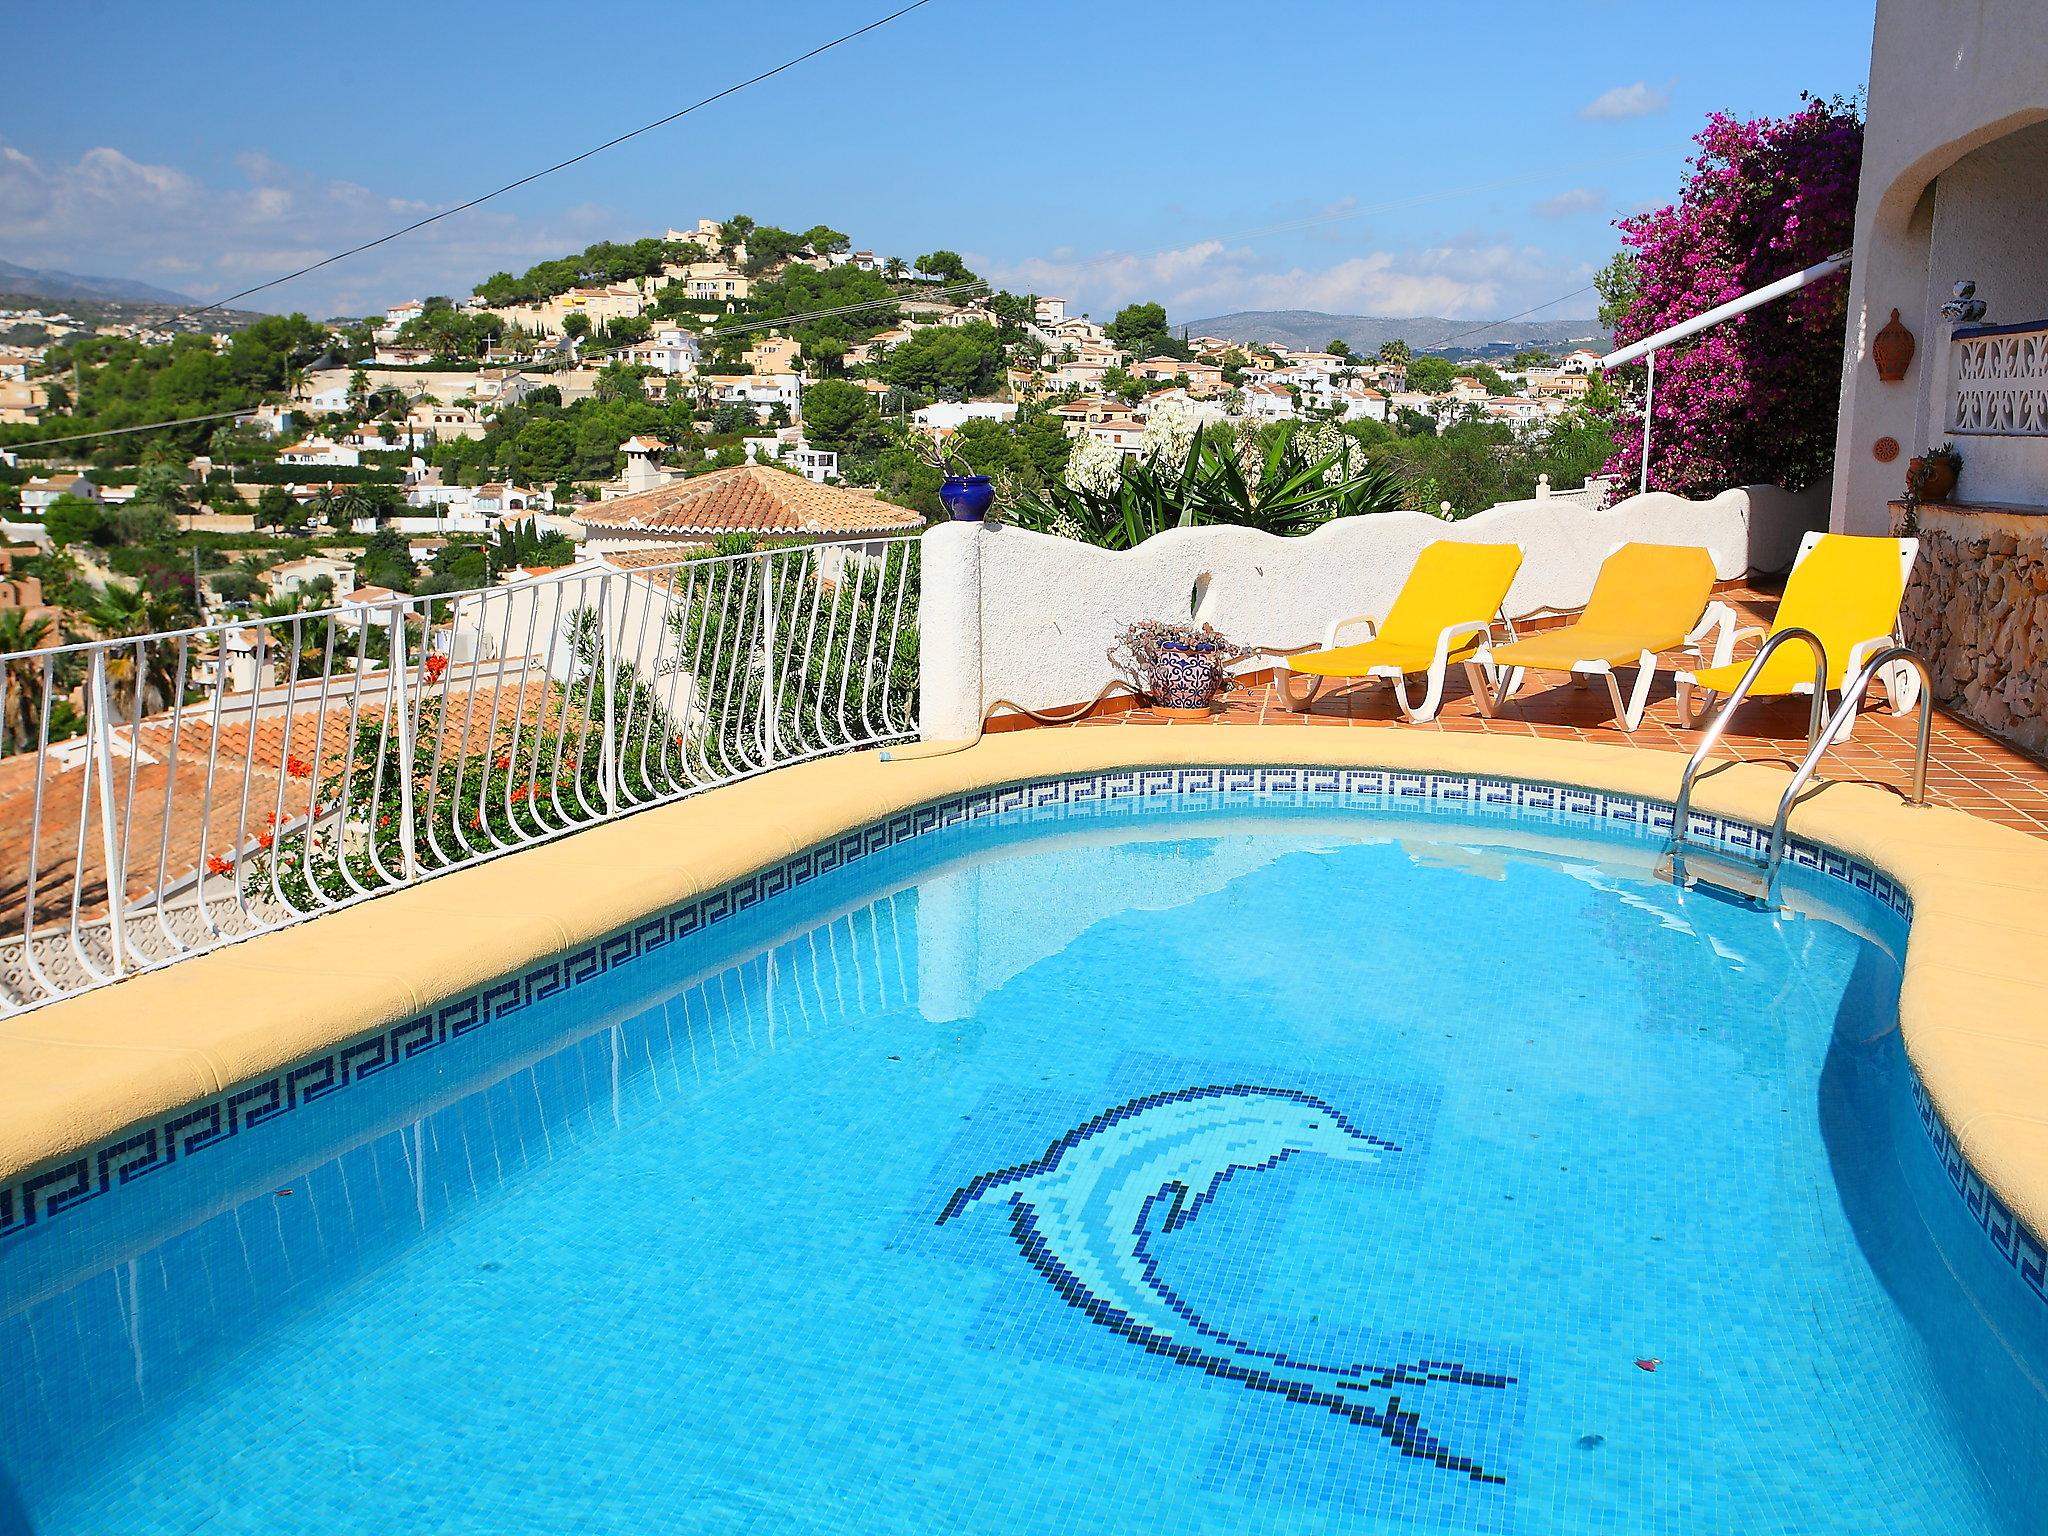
1147, 642, 1223, 717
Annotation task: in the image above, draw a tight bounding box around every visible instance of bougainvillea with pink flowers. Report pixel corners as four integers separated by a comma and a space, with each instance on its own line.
1600, 97, 1863, 497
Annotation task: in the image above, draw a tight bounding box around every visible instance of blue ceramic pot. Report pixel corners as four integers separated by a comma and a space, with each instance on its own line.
939, 474, 995, 521
1147, 641, 1222, 711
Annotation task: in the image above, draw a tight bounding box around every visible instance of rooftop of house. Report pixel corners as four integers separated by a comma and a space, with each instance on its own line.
577, 464, 926, 539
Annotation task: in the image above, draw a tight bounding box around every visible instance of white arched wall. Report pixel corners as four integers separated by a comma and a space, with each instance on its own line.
917, 483, 1826, 739
1831, 0, 2048, 531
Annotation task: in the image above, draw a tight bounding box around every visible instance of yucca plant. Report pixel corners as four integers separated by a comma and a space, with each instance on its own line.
1011, 423, 1409, 549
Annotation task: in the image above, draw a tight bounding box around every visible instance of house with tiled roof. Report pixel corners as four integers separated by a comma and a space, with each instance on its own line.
577, 464, 922, 556
0, 379, 48, 424
20, 472, 100, 514
278, 436, 362, 468
475, 482, 552, 519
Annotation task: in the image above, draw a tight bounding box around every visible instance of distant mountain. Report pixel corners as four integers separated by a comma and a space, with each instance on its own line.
0, 258, 195, 305
1182, 308, 1608, 356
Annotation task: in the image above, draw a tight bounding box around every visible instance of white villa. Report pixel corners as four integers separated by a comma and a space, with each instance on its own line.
628, 325, 701, 376
278, 436, 362, 468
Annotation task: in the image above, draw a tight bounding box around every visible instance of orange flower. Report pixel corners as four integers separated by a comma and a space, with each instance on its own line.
286, 755, 312, 778
378, 813, 392, 829
257, 831, 274, 850
423, 653, 449, 682
494, 754, 511, 771
206, 855, 233, 876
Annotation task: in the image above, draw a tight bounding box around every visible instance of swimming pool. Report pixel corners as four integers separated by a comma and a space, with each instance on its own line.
2, 773, 2044, 1534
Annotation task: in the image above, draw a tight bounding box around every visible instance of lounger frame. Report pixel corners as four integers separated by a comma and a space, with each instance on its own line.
1673, 533, 1920, 744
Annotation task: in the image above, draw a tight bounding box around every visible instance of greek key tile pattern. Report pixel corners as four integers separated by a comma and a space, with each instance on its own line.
0, 768, 1925, 1256
1910, 1075, 2048, 1309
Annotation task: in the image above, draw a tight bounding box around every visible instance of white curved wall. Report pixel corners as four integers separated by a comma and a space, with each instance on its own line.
918, 484, 1818, 738
1831, 0, 2048, 531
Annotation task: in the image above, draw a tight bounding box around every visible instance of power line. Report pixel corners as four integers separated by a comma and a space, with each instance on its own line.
7, 122, 1651, 450
184, 0, 939, 317
988, 145, 1682, 300
1424, 286, 1599, 354
2, 408, 257, 451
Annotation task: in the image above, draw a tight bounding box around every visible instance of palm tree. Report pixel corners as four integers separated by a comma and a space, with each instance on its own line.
882, 256, 908, 281
87, 580, 185, 721
0, 608, 55, 755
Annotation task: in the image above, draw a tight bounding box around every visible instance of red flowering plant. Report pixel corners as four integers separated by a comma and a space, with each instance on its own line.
1599, 96, 1863, 498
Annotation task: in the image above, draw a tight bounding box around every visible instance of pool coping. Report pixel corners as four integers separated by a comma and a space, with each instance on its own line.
3, 727, 2046, 1280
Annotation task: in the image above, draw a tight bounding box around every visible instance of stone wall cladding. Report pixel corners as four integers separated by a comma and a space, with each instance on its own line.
1899, 519, 2048, 753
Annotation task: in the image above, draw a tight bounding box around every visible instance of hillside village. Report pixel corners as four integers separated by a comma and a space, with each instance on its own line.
0, 213, 1616, 665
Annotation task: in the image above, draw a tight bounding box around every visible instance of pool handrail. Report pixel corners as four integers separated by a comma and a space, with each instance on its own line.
1660, 625, 1828, 894
1763, 646, 1933, 901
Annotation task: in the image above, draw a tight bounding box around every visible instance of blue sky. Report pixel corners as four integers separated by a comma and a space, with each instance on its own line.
2, 0, 1876, 324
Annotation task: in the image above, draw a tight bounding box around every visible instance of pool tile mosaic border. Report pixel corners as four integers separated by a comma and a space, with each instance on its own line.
0, 767, 1963, 1271
1909, 1075, 2048, 1309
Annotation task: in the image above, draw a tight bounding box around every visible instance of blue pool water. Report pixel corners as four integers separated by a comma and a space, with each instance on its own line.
3, 786, 2046, 1535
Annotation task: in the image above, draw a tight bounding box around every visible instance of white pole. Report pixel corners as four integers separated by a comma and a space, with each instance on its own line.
88, 651, 129, 976
1639, 350, 1655, 497
1599, 251, 1852, 371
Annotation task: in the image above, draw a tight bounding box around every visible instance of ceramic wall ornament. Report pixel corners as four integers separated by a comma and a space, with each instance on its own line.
1873, 310, 1915, 382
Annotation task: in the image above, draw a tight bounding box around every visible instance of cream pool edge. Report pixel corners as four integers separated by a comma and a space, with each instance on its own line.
3, 726, 2046, 1277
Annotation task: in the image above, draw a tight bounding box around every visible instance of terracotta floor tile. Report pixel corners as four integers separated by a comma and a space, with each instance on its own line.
1019, 582, 2048, 841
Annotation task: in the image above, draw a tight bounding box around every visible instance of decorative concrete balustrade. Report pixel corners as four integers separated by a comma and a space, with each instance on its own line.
1952, 321, 2048, 436
1941, 320, 2048, 508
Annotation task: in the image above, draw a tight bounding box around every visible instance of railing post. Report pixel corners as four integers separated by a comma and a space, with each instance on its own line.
758, 556, 779, 762
599, 579, 619, 814
86, 649, 129, 977
389, 606, 418, 880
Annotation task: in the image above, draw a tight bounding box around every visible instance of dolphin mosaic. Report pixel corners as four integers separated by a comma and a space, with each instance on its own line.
937, 1084, 1516, 1484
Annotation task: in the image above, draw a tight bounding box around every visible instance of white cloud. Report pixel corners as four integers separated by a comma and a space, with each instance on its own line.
0, 141, 622, 316
981, 235, 1593, 323
1579, 79, 1674, 122
1532, 187, 1604, 219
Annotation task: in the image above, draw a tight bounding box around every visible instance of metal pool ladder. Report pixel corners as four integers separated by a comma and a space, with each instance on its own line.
1656, 628, 1828, 903
1659, 637, 1935, 906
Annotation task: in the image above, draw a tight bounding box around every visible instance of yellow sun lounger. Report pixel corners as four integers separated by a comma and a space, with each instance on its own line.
1465, 542, 1733, 731
1277, 540, 1524, 723
1674, 531, 1919, 738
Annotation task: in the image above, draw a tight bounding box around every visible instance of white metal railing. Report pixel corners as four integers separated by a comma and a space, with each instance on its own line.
1950, 320, 2048, 435
0, 537, 920, 1014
